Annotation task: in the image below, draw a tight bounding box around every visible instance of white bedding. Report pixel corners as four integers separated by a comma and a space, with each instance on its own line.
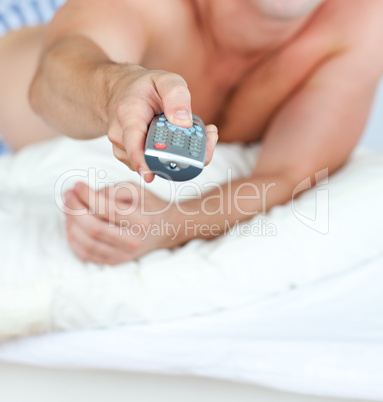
1, 133, 383, 342
1, 78, 383, 400
1, 254, 383, 401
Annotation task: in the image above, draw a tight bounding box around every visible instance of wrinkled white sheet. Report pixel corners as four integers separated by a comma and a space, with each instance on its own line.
1, 254, 383, 401
0, 135, 383, 342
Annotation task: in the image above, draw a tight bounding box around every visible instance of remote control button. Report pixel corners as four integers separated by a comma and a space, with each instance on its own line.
159, 117, 167, 122
154, 143, 167, 149
156, 122, 165, 127
165, 121, 171, 126
172, 143, 184, 148
168, 126, 177, 131
189, 127, 196, 133
195, 131, 203, 138
194, 125, 202, 132
194, 120, 201, 125
190, 151, 200, 157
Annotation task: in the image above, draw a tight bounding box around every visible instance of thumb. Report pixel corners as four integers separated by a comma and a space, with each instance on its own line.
154, 73, 193, 127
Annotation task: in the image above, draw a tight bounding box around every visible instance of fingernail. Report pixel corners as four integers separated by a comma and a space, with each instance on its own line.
173, 110, 191, 122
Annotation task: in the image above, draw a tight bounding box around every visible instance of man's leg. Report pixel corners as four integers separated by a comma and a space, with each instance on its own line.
0, 26, 59, 151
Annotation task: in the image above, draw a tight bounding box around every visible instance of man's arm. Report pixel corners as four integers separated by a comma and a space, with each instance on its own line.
29, 0, 217, 183
170, 45, 383, 242
29, 0, 147, 138
64, 44, 383, 265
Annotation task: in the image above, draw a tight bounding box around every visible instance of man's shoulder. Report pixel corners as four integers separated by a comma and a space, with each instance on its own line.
306, 0, 383, 80
321, 0, 383, 50
302, 0, 383, 71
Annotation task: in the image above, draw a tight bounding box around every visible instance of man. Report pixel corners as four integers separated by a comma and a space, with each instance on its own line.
0, 0, 382, 265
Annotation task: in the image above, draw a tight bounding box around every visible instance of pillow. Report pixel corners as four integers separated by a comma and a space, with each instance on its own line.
0, 137, 382, 341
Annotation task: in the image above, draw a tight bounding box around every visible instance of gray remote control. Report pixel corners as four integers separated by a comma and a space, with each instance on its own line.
144, 113, 207, 181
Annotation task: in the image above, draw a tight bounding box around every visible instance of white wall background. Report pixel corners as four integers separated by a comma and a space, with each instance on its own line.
360, 79, 383, 150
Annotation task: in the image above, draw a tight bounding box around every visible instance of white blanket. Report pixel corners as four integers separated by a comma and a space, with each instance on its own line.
1, 254, 383, 400
0, 136, 383, 341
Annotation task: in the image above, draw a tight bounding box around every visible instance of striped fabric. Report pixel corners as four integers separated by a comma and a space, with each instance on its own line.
0, 0, 65, 154
0, 139, 11, 154
0, 0, 65, 37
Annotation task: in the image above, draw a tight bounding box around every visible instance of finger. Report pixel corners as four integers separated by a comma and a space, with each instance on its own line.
113, 94, 155, 182
122, 122, 155, 183
64, 190, 87, 216
65, 191, 122, 245
74, 182, 108, 218
106, 182, 141, 211
67, 220, 132, 265
74, 182, 140, 224
112, 144, 133, 169
65, 196, 140, 253
154, 73, 193, 127
204, 124, 219, 166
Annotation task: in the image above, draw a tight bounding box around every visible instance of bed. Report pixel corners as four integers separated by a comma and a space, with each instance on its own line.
0, 80, 382, 401
1, 1, 383, 398
1, 253, 383, 401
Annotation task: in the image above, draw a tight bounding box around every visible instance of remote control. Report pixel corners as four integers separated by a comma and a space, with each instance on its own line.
144, 113, 207, 181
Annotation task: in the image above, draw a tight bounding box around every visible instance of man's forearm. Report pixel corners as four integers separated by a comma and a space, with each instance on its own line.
169, 173, 297, 245
29, 35, 134, 139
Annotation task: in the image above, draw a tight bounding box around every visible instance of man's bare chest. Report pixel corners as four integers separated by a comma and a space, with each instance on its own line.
142, 12, 337, 143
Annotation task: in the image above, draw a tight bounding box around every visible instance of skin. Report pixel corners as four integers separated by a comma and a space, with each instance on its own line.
1, 0, 383, 265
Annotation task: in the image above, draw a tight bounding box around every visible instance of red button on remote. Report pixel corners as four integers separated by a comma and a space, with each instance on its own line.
194, 120, 200, 125
154, 143, 166, 149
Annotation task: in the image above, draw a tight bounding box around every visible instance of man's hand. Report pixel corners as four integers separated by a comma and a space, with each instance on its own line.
64, 182, 178, 266
106, 66, 218, 183
30, 2, 218, 184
